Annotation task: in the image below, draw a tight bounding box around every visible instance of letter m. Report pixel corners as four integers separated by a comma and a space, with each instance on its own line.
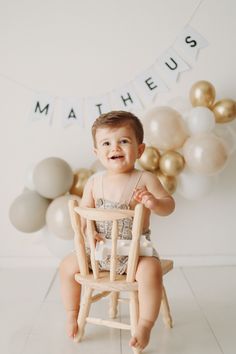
35, 101, 50, 115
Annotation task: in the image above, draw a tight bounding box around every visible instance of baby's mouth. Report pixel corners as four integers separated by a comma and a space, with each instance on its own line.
110, 155, 124, 160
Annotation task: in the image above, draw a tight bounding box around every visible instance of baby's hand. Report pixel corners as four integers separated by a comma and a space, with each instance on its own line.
133, 187, 158, 211
94, 232, 105, 245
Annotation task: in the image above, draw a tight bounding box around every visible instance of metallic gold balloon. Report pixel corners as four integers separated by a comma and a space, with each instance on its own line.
189, 80, 216, 108
159, 151, 185, 177
212, 99, 236, 123
138, 146, 160, 171
156, 170, 177, 195
69, 168, 93, 197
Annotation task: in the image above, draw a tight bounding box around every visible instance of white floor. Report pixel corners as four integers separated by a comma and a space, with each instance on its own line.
1, 266, 235, 354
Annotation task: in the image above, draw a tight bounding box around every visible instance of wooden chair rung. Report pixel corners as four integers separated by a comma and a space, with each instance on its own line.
91, 291, 110, 303
86, 317, 131, 330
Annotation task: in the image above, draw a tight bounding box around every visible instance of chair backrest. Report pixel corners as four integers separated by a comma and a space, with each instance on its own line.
68, 199, 144, 283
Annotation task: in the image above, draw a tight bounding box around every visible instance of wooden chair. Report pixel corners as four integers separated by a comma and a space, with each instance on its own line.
68, 199, 173, 354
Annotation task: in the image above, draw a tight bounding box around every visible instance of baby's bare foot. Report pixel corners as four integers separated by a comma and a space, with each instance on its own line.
66, 310, 78, 338
129, 319, 153, 350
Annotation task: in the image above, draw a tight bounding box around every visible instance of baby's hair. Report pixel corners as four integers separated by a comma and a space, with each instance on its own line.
91, 110, 144, 146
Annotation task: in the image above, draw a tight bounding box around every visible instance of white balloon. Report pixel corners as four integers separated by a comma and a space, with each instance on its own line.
177, 168, 217, 200
42, 227, 74, 259
186, 107, 215, 135
214, 124, 236, 155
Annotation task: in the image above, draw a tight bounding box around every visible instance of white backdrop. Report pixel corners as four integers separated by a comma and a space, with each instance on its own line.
0, 0, 235, 267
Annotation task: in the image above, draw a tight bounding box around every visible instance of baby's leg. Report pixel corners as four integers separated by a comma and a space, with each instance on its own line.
129, 257, 162, 350
59, 252, 81, 338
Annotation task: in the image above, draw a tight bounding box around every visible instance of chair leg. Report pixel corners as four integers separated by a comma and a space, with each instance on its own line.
129, 291, 142, 354
161, 285, 173, 329
109, 291, 119, 319
74, 286, 93, 342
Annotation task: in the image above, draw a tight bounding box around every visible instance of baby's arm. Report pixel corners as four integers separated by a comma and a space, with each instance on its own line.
134, 171, 175, 216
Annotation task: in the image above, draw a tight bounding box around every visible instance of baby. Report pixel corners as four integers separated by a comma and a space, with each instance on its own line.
59, 110, 175, 350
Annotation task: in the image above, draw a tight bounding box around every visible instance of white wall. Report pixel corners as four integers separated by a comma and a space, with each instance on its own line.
0, 0, 235, 267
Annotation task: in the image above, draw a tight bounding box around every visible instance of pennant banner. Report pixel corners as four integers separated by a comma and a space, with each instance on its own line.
86, 94, 112, 126
174, 25, 208, 61
61, 98, 83, 127
29, 94, 54, 124
26, 26, 208, 128
134, 66, 168, 104
157, 48, 190, 84
113, 83, 143, 112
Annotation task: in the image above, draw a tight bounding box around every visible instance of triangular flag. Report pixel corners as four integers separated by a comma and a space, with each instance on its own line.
29, 94, 55, 124
61, 98, 84, 127
157, 48, 190, 83
174, 25, 208, 61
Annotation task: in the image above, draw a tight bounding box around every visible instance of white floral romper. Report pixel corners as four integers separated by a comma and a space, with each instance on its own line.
88, 170, 159, 274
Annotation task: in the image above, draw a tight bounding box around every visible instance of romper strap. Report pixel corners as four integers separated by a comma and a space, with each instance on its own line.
121, 170, 143, 206
91, 171, 106, 201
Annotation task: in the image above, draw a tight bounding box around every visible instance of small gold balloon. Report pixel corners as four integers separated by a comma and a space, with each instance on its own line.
138, 146, 160, 171
156, 170, 177, 195
69, 168, 93, 197
190, 80, 216, 108
159, 151, 185, 177
212, 99, 236, 123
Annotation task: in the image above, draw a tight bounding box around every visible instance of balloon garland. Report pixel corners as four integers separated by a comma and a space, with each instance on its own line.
9, 157, 94, 258
8, 80, 236, 257
140, 80, 236, 197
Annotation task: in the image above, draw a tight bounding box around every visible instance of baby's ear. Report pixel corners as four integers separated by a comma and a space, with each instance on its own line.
138, 143, 145, 158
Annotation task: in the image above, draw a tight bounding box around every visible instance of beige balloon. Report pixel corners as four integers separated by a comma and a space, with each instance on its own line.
159, 151, 185, 177
144, 106, 188, 151
138, 146, 160, 171
70, 168, 93, 197
46, 194, 81, 240
183, 133, 228, 175
212, 99, 236, 123
156, 170, 177, 195
33, 157, 74, 199
189, 80, 216, 108
9, 191, 50, 233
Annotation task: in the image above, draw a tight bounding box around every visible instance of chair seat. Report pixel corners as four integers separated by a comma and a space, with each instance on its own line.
75, 271, 138, 292
160, 259, 174, 275
75, 259, 173, 292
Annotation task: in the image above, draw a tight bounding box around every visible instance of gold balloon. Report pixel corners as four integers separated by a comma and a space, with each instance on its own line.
138, 146, 160, 171
69, 168, 93, 197
190, 80, 216, 108
159, 151, 185, 177
156, 170, 177, 195
212, 99, 236, 123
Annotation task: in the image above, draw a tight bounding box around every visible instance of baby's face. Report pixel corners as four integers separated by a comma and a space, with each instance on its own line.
94, 125, 145, 173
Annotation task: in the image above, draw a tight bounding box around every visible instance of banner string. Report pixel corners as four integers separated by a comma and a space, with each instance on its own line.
186, 0, 204, 27
0, 0, 205, 96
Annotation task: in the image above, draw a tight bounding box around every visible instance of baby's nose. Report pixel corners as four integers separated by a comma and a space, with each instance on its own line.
112, 143, 121, 150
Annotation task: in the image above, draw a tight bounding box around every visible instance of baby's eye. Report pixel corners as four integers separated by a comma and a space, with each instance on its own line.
102, 141, 110, 146
120, 139, 129, 144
